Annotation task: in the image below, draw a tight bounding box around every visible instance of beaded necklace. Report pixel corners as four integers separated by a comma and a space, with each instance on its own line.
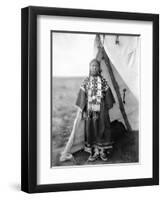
87, 76, 102, 112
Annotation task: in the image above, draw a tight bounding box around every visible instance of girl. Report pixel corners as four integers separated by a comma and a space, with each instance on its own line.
76, 59, 115, 161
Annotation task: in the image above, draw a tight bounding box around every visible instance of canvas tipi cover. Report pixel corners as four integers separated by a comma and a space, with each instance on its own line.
60, 34, 140, 161
95, 34, 140, 131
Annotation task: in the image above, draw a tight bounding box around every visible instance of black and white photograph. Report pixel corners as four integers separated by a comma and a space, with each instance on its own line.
21, 6, 159, 193
51, 31, 140, 167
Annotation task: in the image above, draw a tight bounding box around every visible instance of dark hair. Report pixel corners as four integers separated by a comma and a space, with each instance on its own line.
89, 58, 100, 67
89, 58, 102, 75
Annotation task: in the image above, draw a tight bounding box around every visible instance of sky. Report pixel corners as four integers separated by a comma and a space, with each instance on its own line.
52, 33, 140, 99
52, 32, 96, 77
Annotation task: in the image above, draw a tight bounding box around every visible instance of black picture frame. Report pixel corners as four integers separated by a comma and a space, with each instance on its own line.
21, 6, 159, 193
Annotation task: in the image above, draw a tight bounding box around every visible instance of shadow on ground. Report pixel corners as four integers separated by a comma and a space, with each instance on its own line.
52, 131, 139, 167
51, 77, 139, 167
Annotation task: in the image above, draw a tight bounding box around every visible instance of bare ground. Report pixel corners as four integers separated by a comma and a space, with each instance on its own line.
52, 77, 139, 167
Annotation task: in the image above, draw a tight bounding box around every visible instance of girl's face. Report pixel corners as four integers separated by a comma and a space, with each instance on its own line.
90, 61, 100, 76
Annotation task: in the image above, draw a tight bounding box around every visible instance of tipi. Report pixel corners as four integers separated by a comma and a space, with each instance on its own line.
60, 34, 140, 161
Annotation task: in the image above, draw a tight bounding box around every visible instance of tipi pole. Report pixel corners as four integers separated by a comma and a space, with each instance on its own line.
95, 35, 132, 132
101, 47, 132, 132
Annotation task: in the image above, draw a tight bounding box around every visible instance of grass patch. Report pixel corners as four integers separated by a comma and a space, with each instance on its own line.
51, 77, 139, 167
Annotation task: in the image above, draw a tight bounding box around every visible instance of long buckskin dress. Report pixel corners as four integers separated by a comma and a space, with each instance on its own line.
76, 75, 115, 153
